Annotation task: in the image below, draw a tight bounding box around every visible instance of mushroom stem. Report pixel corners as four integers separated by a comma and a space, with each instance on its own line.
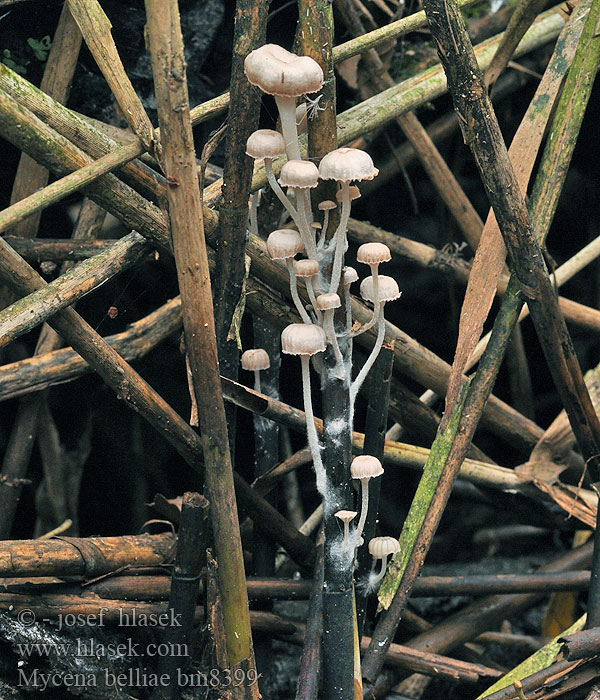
343, 521, 351, 552
265, 160, 315, 257
249, 191, 259, 238
370, 555, 389, 586
296, 191, 317, 259
275, 94, 302, 161
329, 182, 352, 293
343, 282, 354, 336
305, 277, 322, 323
286, 259, 313, 324
355, 479, 370, 545
351, 270, 380, 337
253, 369, 262, 394
319, 209, 331, 249
350, 306, 386, 405
300, 355, 326, 494
323, 308, 345, 370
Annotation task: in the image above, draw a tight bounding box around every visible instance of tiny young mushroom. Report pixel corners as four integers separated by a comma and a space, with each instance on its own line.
266, 228, 311, 324
294, 258, 321, 321
241, 348, 270, 393
351, 275, 401, 404
244, 44, 324, 161
336, 184, 361, 203
368, 536, 400, 587
281, 323, 327, 492
350, 454, 384, 545
279, 159, 320, 258
353, 242, 392, 337
315, 292, 344, 368
318, 147, 379, 293
317, 199, 337, 248
335, 510, 358, 552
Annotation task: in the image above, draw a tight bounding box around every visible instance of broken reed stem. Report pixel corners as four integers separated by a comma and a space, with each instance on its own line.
362, 0, 600, 686
348, 218, 600, 336
0, 297, 184, 401
66, 0, 158, 156
155, 492, 209, 700
295, 542, 324, 700
0, 141, 145, 234
356, 345, 395, 633
9, 1, 82, 238
0, 200, 107, 540
213, 0, 268, 375
0, 533, 175, 577
335, 0, 484, 251
1, 237, 117, 261
444, 1, 587, 419
0, 210, 316, 568
0, 232, 147, 349
296, 1, 354, 697
362, 276, 525, 688
484, 0, 549, 87
425, 0, 600, 471
143, 0, 257, 684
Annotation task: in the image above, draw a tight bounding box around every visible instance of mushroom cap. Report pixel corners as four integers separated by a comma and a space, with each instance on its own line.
241, 348, 270, 372
357, 242, 392, 265
336, 185, 361, 202
319, 147, 379, 183
318, 199, 337, 211
279, 160, 319, 189
343, 266, 359, 285
368, 536, 400, 559
335, 510, 358, 524
246, 129, 286, 159
294, 259, 319, 277
316, 292, 341, 311
360, 275, 401, 304
351, 454, 384, 479
281, 323, 327, 356
266, 229, 305, 260
244, 44, 324, 97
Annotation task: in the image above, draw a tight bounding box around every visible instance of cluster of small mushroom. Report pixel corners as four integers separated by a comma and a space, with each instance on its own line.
242, 45, 401, 565
335, 456, 399, 586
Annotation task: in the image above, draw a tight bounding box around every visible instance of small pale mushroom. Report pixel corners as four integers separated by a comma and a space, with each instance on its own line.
351, 275, 400, 404
294, 258, 321, 321
336, 184, 361, 202
353, 242, 392, 337
351, 455, 384, 545
368, 536, 400, 586
266, 229, 311, 324
246, 129, 287, 238
335, 509, 357, 552
316, 292, 344, 368
317, 199, 337, 248
281, 323, 327, 492
279, 160, 320, 258
247, 132, 312, 251
244, 45, 323, 161
318, 148, 378, 293
241, 348, 270, 393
